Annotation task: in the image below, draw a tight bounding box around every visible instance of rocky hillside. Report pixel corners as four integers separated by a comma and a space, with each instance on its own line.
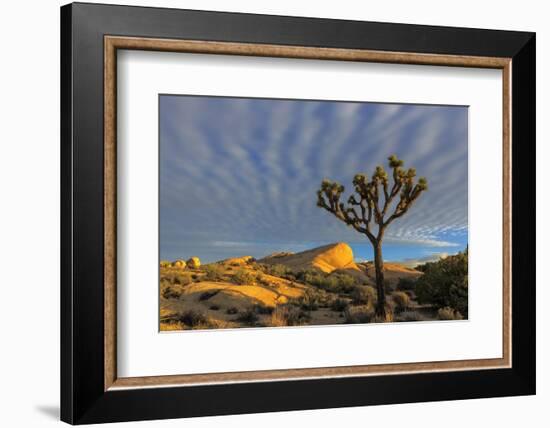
259, 242, 359, 273
160, 242, 432, 331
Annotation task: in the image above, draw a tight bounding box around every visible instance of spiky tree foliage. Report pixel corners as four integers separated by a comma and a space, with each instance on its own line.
316, 155, 428, 319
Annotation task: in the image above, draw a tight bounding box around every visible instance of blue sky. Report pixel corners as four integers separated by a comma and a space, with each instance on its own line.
160, 95, 468, 265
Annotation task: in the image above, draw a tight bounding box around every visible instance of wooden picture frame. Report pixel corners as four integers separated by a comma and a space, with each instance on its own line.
61, 2, 535, 424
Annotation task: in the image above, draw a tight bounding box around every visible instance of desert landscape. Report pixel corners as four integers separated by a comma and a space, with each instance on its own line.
159, 97, 469, 331
160, 242, 468, 331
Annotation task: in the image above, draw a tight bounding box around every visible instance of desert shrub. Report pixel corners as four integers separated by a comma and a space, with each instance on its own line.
330, 298, 349, 312
437, 306, 464, 321
332, 273, 358, 292
270, 305, 310, 327
392, 291, 410, 311
261, 263, 294, 278
231, 269, 257, 285
253, 304, 274, 315
297, 270, 357, 293
160, 260, 171, 268
396, 310, 426, 322
384, 280, 394, 294
344, 305, 374, 324
236, 309, 259, 325
295, 289, 322, 311
178, 310, 208, 328
416, 249, 468, 317
351, 285, 376, 305
202, 264, 225, 281
226, 307, 239, 315
199, 290, 218, 301
397, 277, 417, 292
296, 268, 320, 283
162, 286, 181, 299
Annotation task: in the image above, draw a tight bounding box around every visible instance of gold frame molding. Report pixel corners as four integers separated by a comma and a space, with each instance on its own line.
104, 36, 512, 391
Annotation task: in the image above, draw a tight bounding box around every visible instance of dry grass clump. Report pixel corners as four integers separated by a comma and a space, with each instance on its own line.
392, 291, 410, 311
160, 320, 185, 331
160, 271, 192, 286
161, 286, 182, 300
351, 285, 376, 306
437, 307, 464, 321
344, 305, 374, 324
270, 305, 310, 327
202, 264, 225, 281
294, 289, 323, 311
160, 310, 222, 330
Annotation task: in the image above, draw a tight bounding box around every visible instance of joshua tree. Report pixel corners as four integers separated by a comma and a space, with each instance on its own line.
316, 155, 428, 319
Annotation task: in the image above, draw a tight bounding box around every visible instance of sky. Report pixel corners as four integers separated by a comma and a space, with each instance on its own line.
159, 95, 468, 265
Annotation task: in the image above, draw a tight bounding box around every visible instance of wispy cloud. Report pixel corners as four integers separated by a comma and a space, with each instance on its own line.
160, 95, 468, 262
400, 252, 450, 268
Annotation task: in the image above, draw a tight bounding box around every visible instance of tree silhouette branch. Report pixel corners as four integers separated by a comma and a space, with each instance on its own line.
316, 154, 428, 318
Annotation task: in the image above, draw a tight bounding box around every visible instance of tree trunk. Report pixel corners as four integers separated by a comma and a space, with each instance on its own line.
373, 241, 386, 318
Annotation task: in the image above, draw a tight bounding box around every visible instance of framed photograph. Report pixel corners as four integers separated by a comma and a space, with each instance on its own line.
61, 2, 535, 424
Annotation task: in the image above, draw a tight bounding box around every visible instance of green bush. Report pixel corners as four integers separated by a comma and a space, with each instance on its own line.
296, 269, 357, 293
396, 277, 416, 291
331, 273, 358, 292
261, 263, 294, 278
416, 249, 468, 317
295, 289, 322, 311
330, 298, 349, 312
231, 269, 257, 285
236, 309, 259, 325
